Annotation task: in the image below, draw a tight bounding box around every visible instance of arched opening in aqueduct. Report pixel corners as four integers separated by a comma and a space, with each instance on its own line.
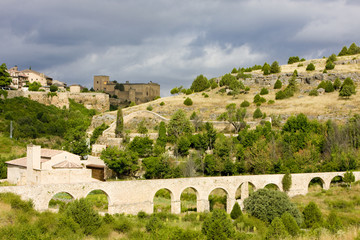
153, 188, 173, 213
235, 182, 256, 200
264, 183, 280, 191
308, 177, 325, 192
48, 192, 74, 210
180, 187, 198, 213
330, 175, 344, 187
208, 188, 228, 211
85, 189, 110, 212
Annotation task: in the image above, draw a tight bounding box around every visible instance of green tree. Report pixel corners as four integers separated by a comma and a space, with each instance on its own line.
100, 146, 139, 178
170, 87, 179, 95
230, 202, 242, 219
202, 209, 234, 240
64, 198, 101, 235
281, 212, 300, 236
210, 79, 218, 89
333, 78, 341, 90
142, 156, 176, 179
263, 63, 271, 75
326, 211, 342, 233
340, 77, 356, 94
343, 171, 355, 188
183, 97, 193, 106
274, 79, 282, 89
270, 61, 281, 74
167, 110, 193, 141
265, 217, 288, 240
253, 108, 263, 119
219, 73, 237, 87
128, 136, 153, 158
50, 85, 58, 92
190, 74, 210, 92
348, 42, 360, 55
288, 56, 300, 64
28, 81, 42, 91
339, 85, 354, 98
327, 53, 337, 63
115, 108, 124, 138
0, 63, 11, 87
325, 61, 335, 70
303, 202, 323, 228
282, 172, 292, 192
137, 120, 148, 134
231, 67, 238, 73
205, 122, 217, 150
306, 63, 315, 71
338, 46, 348, 56
324, 80, 334, 92
176, 136, 191, 156
217, 103, 246, 132
156, 121, 167, 148
260, 87, 269, 95
240, 100, 250, 108
244, 189, 301, 225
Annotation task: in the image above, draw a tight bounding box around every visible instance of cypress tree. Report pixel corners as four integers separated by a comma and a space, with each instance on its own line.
115, 108, 124, 138
266, 217, 288, 240
274, 79, 282, 89
303, 202, 323, 228
230, 202, 242, 219
281, 212, 300, 236
282, 172, 292, 192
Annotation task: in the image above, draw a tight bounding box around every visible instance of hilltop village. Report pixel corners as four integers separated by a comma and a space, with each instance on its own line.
1, 43, 360, 239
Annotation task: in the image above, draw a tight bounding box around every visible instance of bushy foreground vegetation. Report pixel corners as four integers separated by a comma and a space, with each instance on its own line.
2, 183, 360, 239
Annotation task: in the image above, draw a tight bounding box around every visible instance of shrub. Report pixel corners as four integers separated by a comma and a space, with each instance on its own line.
270, 61, 281, 73
204, 93, 209, 98
146, 105, 153, 111
309, 89, 319, 96
274, 79, 282, 89
210, 80, 218, 89
288, 56, 300, 64
333, 78, 341, 90
260, 88, 269, 95
325, 61, 335, 70
90, 123, 109, 145
317, 81, 326, 89
230, 202, 242, 219
160, 101, 165, 106
326, 211, 342, 233
306, 63, 315, 71
324, 81, 334, 92
265, 217, 288, 240
327, 53, 337, 63
302, 201, 323, 228
263, 63, 271, 75
146, 215, 163, 232
28, 81, 41, 91
65, 198, 102, 235
240, 100, 250, 108
186, 88, 193, 95
339, 85, 354, 98
282, 172, 292, 192
245, 86, 250, 92
275, 90, 286, 100
253, 94, 261, 103
170, 87, 179, 95
281, 212, 300, 236
253, 108, 263, 119
340, 77, 356, 94
129, 101, 136, 107
244, 189, 301, 225
190, 74, 209, 92
293, 69, 298, 76
231, 68, 238, 73
268, 100, 275, 104
137, 211, 148, 219
50, 85, 58, 92
338, 46, 348, 56
297, 63, 303, 67
183, 97, 193, 106
202, 209, 234, 239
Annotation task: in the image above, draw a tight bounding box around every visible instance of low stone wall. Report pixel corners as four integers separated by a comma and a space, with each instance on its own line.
4, 90, 109, 112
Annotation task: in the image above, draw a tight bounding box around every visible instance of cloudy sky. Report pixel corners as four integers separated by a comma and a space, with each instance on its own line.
1, 0, 359, 96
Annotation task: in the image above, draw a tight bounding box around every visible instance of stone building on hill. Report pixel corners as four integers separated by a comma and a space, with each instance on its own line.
7, 66, 53, 89
93, 75, 160, 104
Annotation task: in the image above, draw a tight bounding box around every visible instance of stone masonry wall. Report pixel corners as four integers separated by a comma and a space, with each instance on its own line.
4, 90, 109, 113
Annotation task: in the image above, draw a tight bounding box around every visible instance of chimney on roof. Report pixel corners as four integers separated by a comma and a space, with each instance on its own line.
27, 145, 41, 185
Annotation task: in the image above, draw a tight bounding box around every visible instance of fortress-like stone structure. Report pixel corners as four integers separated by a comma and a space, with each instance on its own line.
93, 75, 160, 104
0, 171, 358, 214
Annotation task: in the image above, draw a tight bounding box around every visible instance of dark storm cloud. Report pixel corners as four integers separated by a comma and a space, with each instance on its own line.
1, 0, 359, 96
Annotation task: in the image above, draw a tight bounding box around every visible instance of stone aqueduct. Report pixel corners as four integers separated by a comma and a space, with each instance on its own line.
0, 171, 358, 214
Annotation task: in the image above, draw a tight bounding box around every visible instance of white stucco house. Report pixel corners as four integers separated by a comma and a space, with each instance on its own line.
6, 145, 99, 185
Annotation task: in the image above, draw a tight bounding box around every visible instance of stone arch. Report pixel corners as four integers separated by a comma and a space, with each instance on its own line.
85, 189, 110, 212
180, 187, 199, 213
264, 183, 280, 191
153, 188, 174, 213
48, 191, 75, 210
330, 175, 344, 187
235, 181, 257, 200
308, 177, 325, 191
208, 187, 229, 212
